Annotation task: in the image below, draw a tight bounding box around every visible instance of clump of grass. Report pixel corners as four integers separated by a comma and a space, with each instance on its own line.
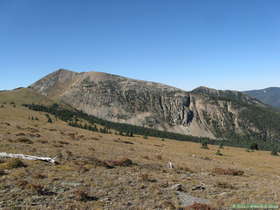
105, 158, 133, 167
15, 133, 26, 136
184, 202, 215, 210
0, 170, 6, 176
215, 181, 236, 189
58, 141, 70, 145
215, 149, 223, 156
38, 139, 48, 144
156, 154, 162, 160
27, 183, 45, 195
140, 173, 157, 183
246, 149, 254, 152
16, 137, 33, 144
16, 180, 29, 188
212, 168, 244, 176
2, 159, 26, 169
74, 188, 98, 202
33, 173, 47, 179
142, 155, 150, 160
26, 183, 55, 196
178, 166, 193, 173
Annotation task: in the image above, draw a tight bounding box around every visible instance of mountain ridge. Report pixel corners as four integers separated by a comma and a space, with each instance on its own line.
30, 69, 280, 141
244, 87, 280, 108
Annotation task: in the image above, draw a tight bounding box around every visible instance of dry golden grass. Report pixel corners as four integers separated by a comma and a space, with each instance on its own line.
0, 104, 280, 209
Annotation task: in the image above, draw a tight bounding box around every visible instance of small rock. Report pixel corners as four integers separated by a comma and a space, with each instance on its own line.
170, 184, 184, 191
192, 185, 206, 191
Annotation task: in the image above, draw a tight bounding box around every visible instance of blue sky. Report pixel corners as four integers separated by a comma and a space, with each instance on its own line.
0, 0, 279, 91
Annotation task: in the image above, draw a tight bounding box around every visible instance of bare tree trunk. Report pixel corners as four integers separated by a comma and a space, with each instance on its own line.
0, 152, 57, 164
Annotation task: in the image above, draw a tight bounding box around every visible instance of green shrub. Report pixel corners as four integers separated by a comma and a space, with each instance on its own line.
271, 147, 279, 156
249, 143, 259, 150
201, 140, 209, 149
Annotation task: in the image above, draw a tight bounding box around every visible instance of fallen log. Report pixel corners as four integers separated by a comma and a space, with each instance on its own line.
0, 152, 57, 164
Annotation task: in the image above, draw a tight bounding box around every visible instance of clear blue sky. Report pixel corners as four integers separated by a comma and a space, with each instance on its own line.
0, 0, 279, 91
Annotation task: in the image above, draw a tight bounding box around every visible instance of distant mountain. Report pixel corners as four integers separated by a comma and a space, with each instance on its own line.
244, 87, 280, 108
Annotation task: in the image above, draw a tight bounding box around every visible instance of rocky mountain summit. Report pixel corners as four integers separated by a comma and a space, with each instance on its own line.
30, 69, 280, 140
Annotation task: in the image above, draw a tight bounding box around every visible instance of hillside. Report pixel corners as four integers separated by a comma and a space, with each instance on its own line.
1, 102, 280, 209
30, 69, 280, 143
0, 88, 57, 106
244, 87, 280, 108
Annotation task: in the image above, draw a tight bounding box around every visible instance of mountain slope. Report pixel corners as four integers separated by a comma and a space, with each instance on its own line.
2, 102, 280, 208
30, 69, 280, 141
0, 87, 73, 110
244, 87, 280, 108
0, 88, 57, 106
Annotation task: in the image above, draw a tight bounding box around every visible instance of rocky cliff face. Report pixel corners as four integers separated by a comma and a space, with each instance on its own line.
30, 69, 279, 140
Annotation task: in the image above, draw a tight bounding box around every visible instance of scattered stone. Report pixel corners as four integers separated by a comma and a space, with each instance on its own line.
170, 184, 184, 192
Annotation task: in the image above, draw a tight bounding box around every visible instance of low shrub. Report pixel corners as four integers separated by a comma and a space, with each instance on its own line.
74, 189, 98, 202
27, 183, 44, 195
184, 202, 215, 210
105, 158, 133, 167
271, 147, 279, 156
0, 170, 6, 176
201, 140, 209, 149
16, 137, 33, 144
249, 143, 259, 150
156, 154, 162, 160
215, 181, 236, 189
5, 159, 26, 169
212, 168, 244, 176
140, 173, 157, 183
215, 149, 223, 156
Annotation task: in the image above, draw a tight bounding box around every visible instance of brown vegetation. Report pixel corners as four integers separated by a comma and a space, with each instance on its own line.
184, 203, 215, 210
212, 168, 244, 176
